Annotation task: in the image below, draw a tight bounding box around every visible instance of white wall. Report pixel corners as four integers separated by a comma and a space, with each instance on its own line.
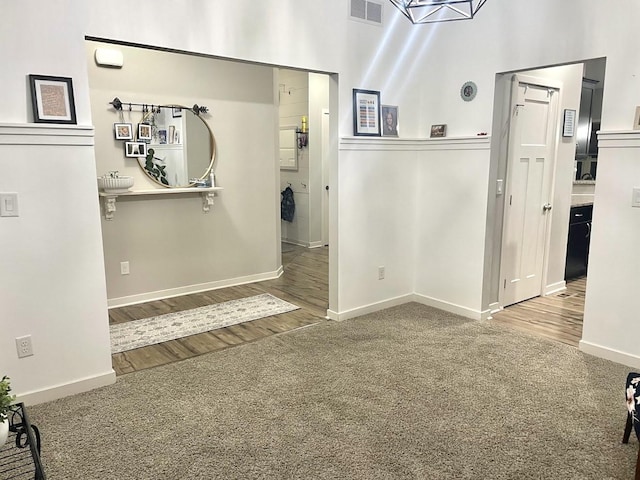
335, 140, 418, 317
5, 0, 640, 403
414, 138, 492, 318
0, 2, 115, 403
581, 131, 640, 367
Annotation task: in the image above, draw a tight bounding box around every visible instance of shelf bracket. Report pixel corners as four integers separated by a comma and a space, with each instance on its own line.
202, 192, 216, 213
103, 196, 117, 221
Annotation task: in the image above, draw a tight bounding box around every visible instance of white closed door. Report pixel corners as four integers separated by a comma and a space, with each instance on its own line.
500, 75, 560, 307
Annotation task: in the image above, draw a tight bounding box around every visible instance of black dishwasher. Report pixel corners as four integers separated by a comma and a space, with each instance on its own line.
564, 203, 593, 280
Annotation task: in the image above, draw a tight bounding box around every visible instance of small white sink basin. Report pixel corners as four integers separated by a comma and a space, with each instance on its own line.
98, 175, 134, 193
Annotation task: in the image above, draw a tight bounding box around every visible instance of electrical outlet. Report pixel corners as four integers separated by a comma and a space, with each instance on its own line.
15, 335, 33, 358
120, 261, 130, 275
378, 266, 385, 280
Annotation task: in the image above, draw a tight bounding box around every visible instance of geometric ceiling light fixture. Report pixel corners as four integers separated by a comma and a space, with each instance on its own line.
389, 0, 488, 24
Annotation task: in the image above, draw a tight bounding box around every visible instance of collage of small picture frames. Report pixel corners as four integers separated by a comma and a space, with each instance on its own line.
113, 107, 182, 158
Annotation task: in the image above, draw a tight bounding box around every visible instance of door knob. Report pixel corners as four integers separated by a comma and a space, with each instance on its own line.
543, 203, 552, 212
325, 185, 329, 191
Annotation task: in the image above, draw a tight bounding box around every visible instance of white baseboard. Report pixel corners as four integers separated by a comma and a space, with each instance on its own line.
328, 293, 487, 322
108, 267, 284, 308
281, 238, 309, 247
579, 340, 640, 369
282, 239, 325, 249
413, 293, 486, 320
544, 280, 566, 296
16, 370, 116, 406
329, 294, 415, 321
486, 302, 502, 320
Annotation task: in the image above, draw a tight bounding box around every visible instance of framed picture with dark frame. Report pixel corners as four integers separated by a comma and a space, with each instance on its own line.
114, 123, 133, 140
28, 74, 77, 124
381, 105, 399, 137
138, 123, 152, 141
353, 88, 381, 136
172, 107, 182, 118
125, 141, 147, 158
430, 124, 447, 138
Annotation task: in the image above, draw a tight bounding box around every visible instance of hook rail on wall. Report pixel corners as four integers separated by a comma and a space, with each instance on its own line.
109, 97, 209, 115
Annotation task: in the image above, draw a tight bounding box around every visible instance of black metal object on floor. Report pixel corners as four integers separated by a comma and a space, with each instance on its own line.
0, 403, 46, 479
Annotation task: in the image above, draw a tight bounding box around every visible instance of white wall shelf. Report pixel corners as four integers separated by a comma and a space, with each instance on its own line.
99, 187, 223, 220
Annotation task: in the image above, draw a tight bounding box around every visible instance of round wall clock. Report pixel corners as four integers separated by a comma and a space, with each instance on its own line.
460, 81, 477, 102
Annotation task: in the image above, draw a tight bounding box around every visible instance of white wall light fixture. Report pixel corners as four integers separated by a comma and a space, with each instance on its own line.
389, 0, 488, 24
94, 47, 124, 68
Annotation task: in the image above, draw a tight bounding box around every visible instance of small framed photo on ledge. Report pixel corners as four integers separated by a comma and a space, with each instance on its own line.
172, 107, 182, 118
125, 141, 147, 158
114, 123, 133, 140
381, 105, 399, 137
430, 124, 447, 138
138, 123, 152, 141
29, 74, 77, 124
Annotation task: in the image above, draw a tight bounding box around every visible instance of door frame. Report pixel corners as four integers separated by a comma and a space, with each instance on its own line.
497, 73, 563, 308
321, 108, 330, 246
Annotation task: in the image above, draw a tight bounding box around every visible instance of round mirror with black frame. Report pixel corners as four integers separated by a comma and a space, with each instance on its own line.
138, 106, 215, 188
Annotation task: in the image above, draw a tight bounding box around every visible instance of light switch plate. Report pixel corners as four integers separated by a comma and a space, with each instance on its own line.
0, 193, 19, 217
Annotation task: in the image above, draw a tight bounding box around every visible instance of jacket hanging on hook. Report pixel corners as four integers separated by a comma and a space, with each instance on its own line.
281, 186, 295, 222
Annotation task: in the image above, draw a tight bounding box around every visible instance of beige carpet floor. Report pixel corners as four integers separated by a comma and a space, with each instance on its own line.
30, 302, 636, 479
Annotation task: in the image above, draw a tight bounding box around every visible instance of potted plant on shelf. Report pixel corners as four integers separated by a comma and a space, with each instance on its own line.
0, 376, 16, 446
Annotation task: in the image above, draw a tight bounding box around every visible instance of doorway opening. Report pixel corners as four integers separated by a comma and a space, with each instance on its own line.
277, 69, 331, 250
485, 58, 606, 346
276, 69, 332, 318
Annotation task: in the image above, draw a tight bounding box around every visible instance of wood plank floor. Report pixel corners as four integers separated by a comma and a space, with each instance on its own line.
490, 276, 586, 347
109, 243, 328, 376
111, 246, 582, 374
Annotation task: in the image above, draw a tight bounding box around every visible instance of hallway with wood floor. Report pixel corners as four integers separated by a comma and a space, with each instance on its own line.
109, 244, 328, 375
490, 276, 586, 347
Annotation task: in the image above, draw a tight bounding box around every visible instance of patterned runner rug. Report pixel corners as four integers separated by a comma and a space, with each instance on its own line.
110, 293, 299, 353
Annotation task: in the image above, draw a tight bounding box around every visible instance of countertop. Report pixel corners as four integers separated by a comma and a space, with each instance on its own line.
571, 202, 594, 208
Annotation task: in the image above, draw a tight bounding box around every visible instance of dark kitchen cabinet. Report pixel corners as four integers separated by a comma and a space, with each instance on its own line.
565, 204, 593, 280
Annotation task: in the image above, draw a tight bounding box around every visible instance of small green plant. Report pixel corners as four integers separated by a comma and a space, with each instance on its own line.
144, 148, 169, 186
0, 376, 16, 422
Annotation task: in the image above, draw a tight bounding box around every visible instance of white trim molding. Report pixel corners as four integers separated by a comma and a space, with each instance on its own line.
544, 280, 566, 296
327, 292, 488, 321
16, 370, 116, 406
413, 293, 489, 320
339, 135, 491, 152
327, 294, 414, 321
579, 340, 640, 370
108, 266, 285, 308
0, 123, 95, 146
596, 130, 640, 149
